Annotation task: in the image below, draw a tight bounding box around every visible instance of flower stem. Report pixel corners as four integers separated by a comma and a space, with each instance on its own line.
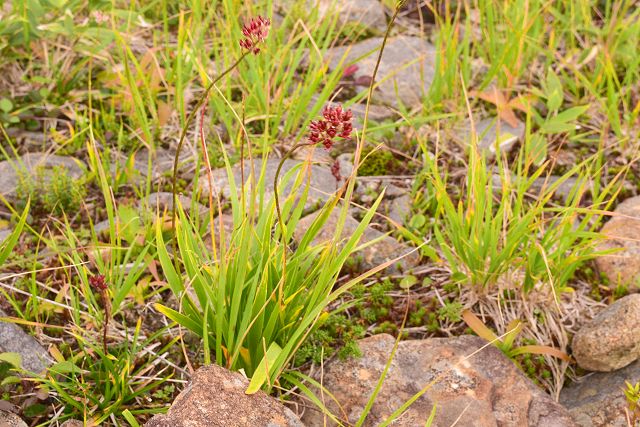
171, 52, 249, 262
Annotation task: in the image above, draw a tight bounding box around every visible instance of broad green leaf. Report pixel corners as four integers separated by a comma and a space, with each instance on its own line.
545, 69, 563, 112
246, 342, 282, 394
0, 352, 22, 369
0, 98, 12, 113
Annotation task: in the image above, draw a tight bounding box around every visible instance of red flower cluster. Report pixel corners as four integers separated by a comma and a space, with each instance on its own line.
239, 16, 271, 54
308, 105, 353, 149
89, 274, 108, 291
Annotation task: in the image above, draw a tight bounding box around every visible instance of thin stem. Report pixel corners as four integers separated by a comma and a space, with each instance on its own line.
273, 141, 315, 305
273, 143, 313, 242
101, 290, 111, 354
171, 52, 249, 261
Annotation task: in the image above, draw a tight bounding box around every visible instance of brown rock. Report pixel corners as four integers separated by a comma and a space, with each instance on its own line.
560, 358, 640, 427
301, 334, 576, 427
294, 208, 419, 273
595, 195, 640, 287
572, 294, 640, 372
145, 364, 304, 427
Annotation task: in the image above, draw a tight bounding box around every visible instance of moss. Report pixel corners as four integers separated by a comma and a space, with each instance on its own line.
358, 146, 399, 176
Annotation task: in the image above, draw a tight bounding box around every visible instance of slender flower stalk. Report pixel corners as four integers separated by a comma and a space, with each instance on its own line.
89, 274, 110, 354
171, 16, 270, 263
272, 105, 353, 304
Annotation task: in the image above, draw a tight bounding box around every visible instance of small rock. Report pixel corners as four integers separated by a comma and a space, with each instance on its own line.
459, 117, 525, 155
144, 364, 303, 427
491, 173, 581, 202
0, 410, 28, 427
0, 228, 11, 244
323, 36, 436, 108
142, 192, 209, 217
560, 358, 640, 427
0, 152, 84, 198
595, 195, 640, 286
133, 147, 175, 181
294, 208, 419, 272
301, 334, 576, 426
572, 294, 640, 372
0, 308, 52, 373
387, 193, 411, 224
60, 421, 85, 427
198, 158, 342, 211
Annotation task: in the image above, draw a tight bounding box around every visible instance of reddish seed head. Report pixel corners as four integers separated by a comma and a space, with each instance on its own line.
343, 64, 359, 78
89, 274, 108, 291
308, 105, 353, 149
239, 16, 271, 54
331, 159, 342, 181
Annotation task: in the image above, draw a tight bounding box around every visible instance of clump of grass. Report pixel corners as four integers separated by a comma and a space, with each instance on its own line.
16, 165, 85, 216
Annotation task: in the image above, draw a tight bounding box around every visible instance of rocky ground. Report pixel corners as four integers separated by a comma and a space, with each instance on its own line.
1, 0, 640, 426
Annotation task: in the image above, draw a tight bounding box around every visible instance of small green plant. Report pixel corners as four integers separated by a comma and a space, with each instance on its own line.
16, 165, 85, 215
33, 319, 172, 424
462, 310, 570, 363
624, 381, 640, 425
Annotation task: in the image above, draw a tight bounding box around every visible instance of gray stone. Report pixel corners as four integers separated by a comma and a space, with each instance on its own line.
302, 334, 576, 427
276, 0, 387, 33
560, 359, 640, 427
145, 364, 304, 427
323, 36, 436, 108
0, 228, 10, 244
0, 410, 28, 427
0, 308, 52, 373
460, 117, 525, 155
595, 195, 640, 287
0, 152, 84, 198
198, 158, 342, 211
572, 294, 640, 372
294, 208, 419, 272
142, 192, 209, 216
133, 147, 175, 181
387, 193, 411, 224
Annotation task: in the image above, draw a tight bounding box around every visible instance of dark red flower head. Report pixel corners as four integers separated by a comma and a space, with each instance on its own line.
239, 16, 271, 54
89, 274, 108, 291
308, 105, 353, 149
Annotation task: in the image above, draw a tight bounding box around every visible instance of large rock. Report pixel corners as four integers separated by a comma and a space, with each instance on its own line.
323, 36, 436, 109
198, 158, 342, 211
294, 208, 419, 272
0, 410, 28, 427
277, 0, 387, 33
301, 334, 576, 427
145, 364, 304, 427
560, 359, 640, 427
0, 308, 52, 373
596, 195, 640, 287
0, 152, 84, 198
572, 294, 640, 372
